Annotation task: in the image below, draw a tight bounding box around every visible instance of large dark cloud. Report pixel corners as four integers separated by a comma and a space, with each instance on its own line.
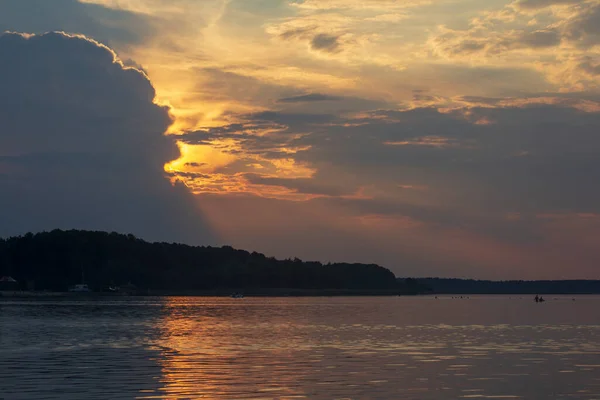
0, 31, 215, 244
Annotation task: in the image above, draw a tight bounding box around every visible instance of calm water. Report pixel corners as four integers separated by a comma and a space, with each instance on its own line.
1, 296, 599, 400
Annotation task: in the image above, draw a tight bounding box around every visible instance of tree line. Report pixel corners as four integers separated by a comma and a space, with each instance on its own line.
0, 229, 405, 293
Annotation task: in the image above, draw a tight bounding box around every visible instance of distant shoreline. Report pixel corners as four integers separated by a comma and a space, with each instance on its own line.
2, 289, 599, 299
0, 289, 406, 298
413, 278, 600, 295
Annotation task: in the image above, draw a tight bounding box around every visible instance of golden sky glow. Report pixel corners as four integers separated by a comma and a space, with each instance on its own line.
75, 0, 600, 203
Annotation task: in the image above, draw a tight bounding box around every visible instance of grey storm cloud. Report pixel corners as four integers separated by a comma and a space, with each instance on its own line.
0, 31, 215, 244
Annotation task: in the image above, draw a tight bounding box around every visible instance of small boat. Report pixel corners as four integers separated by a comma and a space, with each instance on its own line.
69, 284, 91, 293
69, 268, 91, 293
231, 293, 244, 299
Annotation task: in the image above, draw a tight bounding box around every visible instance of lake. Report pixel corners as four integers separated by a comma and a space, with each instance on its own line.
1, 296, 599, 399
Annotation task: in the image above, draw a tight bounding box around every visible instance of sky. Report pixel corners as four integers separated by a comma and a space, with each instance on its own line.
0, 0, 599, 279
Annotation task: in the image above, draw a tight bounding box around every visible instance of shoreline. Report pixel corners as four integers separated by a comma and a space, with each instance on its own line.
0, 289, 408, 298
3, 291, 598, 299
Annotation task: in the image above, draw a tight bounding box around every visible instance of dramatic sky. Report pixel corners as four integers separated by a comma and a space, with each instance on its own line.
1, 0, 599, 279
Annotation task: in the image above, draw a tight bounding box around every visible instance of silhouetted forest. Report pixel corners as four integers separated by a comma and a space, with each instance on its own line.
415, 278, 600, 294
0, 230, 405, 294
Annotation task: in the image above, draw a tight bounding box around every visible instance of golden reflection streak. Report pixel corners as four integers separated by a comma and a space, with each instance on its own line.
140, 297, 307, 399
